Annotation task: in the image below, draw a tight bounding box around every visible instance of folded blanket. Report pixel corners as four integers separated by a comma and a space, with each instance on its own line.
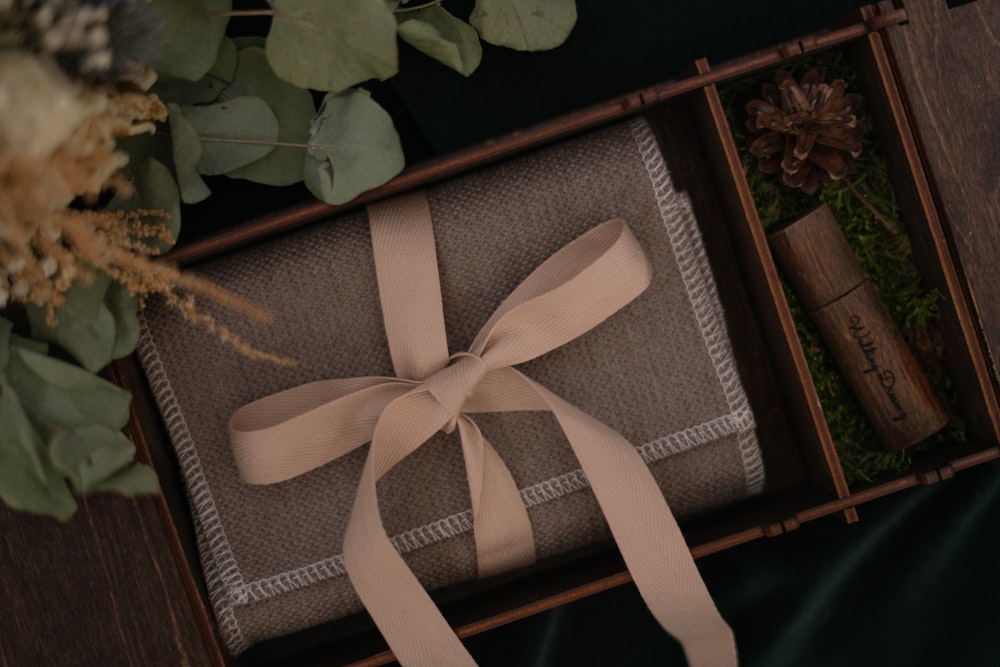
137, 118, 764, 653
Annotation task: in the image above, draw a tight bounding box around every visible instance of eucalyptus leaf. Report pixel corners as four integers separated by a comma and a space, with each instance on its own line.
181, 96, 279, 175
150, 0, 232, 81
49, 425, 138, 494
0, 317, 11, 370
5, 345, 132, 432
93, 464, 160, 496
223, 47, 316, 186
232, 35, 266, 50
0, 377, 77, 520
133, 158, 183, 252
397, 5, 482, 76
470, 0, 577, 51
182, 169, 212, 205
266, 0, 398, 92
168, 103, 200, 181
304, 89, 404, 205
115, 131, 172, 180
0, 378, 48, 484
214, 36, 240, 79
48, 426, 156, 498
25, 273, 116, 373
105, 282, 140, 360
152, 37, 238, 105
167, 104, 212, 204
9, 335, 48, 355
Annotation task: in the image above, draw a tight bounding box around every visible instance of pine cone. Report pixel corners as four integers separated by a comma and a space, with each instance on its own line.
745, 69, 865, 194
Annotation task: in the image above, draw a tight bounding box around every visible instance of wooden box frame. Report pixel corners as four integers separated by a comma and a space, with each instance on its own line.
106, 3, 1000, 665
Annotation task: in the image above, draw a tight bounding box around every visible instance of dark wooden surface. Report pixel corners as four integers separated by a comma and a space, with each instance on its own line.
886, 0, 1000, 383
0, 494, 213, 667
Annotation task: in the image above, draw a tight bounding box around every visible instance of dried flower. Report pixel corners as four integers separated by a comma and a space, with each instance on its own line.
0, 0, 159, 87
0, 50, 294, 366
745, 69, 865, 194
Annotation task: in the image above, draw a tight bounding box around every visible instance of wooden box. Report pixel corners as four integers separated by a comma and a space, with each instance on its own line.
6, 1, 996, 665
116, 2, 1000, 664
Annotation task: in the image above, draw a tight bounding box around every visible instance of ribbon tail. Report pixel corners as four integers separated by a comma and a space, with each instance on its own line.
345, 456, 477, 667
457, 416, 536, 578
523, 373, 738, 667
343, 390, 478, 667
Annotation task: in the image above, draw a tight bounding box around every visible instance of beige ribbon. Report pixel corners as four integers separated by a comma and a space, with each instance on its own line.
230, 191, 737, 667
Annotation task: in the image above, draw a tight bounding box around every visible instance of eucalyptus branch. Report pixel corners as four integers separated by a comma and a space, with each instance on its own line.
394, 0, 444, 13
195, 136, 308, 149
156, 132, 374, 153
209, 9, 276, 17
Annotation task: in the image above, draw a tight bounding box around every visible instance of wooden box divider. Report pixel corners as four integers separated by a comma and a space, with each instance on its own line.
108, 5, 1000, 665
682, 60, 855, 514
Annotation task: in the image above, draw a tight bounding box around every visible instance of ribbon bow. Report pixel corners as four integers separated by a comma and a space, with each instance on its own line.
230, 192, 737, 667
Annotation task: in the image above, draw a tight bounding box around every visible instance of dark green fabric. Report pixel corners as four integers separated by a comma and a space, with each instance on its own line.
466, 464, 1000, 666
389, 0, 870, 154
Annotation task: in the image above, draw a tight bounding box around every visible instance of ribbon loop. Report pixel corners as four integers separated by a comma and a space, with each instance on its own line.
471, 219, 653, 368
230, 377, 414, 484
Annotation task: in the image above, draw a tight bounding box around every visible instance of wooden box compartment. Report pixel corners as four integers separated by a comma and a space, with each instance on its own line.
110, 4, 1000, 665
687, 7, 1000, 502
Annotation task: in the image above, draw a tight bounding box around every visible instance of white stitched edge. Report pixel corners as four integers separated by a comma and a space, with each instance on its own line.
136, 313, 249, 652
240, 409, 749, 603
138, 317, 752, 624
136, 122, 765, 645
628, 118, 765, 495
196, 510, 249, 653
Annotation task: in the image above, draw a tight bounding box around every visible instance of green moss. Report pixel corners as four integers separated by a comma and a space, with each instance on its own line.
719, 50, 965, 485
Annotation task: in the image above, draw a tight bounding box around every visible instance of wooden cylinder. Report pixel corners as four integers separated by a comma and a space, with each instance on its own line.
769, 204, 947, 451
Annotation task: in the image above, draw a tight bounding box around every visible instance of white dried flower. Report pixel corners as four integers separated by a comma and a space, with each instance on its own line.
33, 4, 56, 31
82, 49, 112, 73
7, 255, 26, 274
0, 51, 105, 158
39, 256, 58, 278
40, 29, 64, 52
5, 0, 161, 86
87, 24, 109, 50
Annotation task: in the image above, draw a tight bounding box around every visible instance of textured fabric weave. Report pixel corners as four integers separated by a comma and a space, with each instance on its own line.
137, 119, 764, 653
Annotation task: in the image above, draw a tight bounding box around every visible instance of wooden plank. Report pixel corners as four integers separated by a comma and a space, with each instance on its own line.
884, 0, 1000, 385
854, 5, 1000, 447
0, 494, 214, 667
110, 357, 234, 667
